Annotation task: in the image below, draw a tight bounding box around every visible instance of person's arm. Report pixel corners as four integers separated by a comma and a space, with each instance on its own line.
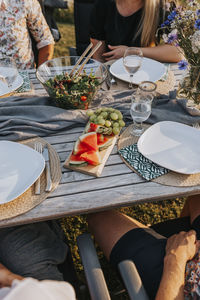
102, 44, 183, 63
141, 44, 184, 63
0, 263, 24, 288
38, 44, 54, 67
155, 230, 198, 300
26, 0, 55, 66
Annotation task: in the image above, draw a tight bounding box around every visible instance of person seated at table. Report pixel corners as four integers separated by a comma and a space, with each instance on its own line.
88, 194, 200, 299
0, 221, 77, 292
0, 0, 54, 69
0, 263, 76, 300
90, 0, 183, 63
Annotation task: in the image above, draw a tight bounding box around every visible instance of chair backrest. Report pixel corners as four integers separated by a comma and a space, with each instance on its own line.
74, 0, 95, 56
118, 260, 150, 300
77, 233, 150, 300
77, 233, 111, 300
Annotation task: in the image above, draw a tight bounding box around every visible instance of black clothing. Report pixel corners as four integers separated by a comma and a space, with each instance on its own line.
110, 216, 200, 300
90, 0, 166, 50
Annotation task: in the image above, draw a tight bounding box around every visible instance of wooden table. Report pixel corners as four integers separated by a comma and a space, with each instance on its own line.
1, 65, 199, 229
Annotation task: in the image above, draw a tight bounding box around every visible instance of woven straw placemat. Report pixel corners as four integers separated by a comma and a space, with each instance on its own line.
118, 124, 200, 187
0, 137, 62, 221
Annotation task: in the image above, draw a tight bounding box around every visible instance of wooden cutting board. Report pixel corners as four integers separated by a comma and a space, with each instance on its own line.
64, 136, 117, 177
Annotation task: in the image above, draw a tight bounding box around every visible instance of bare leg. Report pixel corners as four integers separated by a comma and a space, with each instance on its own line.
87, 210, 147, 260
187, 194, 200, 223
180, 198, 190, 218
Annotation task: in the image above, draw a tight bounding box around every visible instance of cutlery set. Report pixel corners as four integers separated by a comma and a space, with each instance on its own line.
34, 142, 52, 194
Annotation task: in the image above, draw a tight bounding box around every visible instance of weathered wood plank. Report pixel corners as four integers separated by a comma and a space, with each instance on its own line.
1, 181, 200, 228
60, 163, 133, 183
51, 173, 145, 198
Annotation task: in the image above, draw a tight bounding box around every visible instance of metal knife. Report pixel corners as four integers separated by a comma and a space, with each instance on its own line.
42, 146, 52, 192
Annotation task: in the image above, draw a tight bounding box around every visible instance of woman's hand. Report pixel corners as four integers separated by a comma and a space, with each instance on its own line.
0, 263, 23, 288
156, 231, 199, 300
165, 230, 199, 266
102, 45, 128, 61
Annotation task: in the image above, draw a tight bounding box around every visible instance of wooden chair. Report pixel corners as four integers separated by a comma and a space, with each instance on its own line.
77, 233, 150, 300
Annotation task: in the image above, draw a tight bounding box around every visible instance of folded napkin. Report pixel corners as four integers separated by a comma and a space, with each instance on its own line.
118, 143, 169, 181
17, 70, 32, 93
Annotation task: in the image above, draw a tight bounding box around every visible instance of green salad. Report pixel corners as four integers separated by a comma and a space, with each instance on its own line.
44, 71, 100, 110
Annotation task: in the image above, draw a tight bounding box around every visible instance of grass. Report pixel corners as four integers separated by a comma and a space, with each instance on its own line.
54, 22, 186, 298
54, 23, 75, 57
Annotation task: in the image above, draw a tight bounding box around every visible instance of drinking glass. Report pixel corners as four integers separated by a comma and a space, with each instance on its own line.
130, 81, 157, 136
123, 47, 143, 89
0, 57, 18, 89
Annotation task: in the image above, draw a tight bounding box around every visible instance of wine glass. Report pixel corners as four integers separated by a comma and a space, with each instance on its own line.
0, 57, 18, 90
130, 81, 157, 136
123, 47, 143, 89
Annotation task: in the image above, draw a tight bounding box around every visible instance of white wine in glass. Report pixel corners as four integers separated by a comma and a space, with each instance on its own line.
123, 47, 143, 89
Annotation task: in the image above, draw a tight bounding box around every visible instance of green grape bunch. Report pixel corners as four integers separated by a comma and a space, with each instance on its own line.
86, 107, 125, 135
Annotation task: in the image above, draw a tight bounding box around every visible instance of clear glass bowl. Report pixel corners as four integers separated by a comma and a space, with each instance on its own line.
36, 56, 107, 110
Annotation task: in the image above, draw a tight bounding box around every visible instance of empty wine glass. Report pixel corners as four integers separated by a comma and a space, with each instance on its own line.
123, 47, 143, 89
0, 57, 18, 89
130, 81, 157, 136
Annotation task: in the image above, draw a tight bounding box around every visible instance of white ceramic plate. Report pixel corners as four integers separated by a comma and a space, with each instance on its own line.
0, 141, 45, 204
138, 121, 200, 174
0, 73, 23, 97
110, 57, 166, 84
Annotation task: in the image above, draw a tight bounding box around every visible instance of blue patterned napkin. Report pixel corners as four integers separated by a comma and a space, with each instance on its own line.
17, 70, 32, 93
119, 143, 169, 181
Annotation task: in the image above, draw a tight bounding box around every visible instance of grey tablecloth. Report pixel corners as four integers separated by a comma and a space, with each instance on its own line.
0, 90, 200, 141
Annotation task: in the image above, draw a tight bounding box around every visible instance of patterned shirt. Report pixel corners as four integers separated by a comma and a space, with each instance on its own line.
0, 0, 54, 69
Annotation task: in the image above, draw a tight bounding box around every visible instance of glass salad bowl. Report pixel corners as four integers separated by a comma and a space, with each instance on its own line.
36, 56, 107, 110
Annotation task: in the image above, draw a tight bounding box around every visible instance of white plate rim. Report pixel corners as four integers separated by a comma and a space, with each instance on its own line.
0, 74, 23, 97
110, 57, 166, 84
137, 121, 200, 174
0, 141, 45, 205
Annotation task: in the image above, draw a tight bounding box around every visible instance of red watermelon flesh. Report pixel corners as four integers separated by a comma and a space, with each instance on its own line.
79, 132, 98, 151
73, 139, 90, 155
80, 151, 101, 166
69, 153, 88, 166
88, 123, 100, 132
97, 133, 109, 145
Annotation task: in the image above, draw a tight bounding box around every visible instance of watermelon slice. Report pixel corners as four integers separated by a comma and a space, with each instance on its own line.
85, 122, 102, 133
97, 133, 113, 151
88, 123, 100, 132
69, 153, 88, 166
79, 132, 98, 151
73, 139, 90, 155
80, 151, 101, 166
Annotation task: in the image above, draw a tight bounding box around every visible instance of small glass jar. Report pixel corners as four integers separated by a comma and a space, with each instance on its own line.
135, 81, 157, 99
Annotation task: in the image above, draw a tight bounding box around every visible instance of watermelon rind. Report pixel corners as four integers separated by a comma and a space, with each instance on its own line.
84, 122, 102, 133
69, 161, 88, 166
84, 122, 90, 133
99, 139, 113, 151
80, 150, 101, 166
73, 139, 89, 155
69, 153, 88, 166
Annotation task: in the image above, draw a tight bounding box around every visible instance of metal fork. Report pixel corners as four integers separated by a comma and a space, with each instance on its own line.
34, 142, 43, 195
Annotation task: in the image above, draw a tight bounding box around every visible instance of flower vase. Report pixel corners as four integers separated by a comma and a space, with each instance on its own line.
177, 65, 200, 110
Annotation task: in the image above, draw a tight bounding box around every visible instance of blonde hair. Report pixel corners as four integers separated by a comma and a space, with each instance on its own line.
139, 0, 163, 47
